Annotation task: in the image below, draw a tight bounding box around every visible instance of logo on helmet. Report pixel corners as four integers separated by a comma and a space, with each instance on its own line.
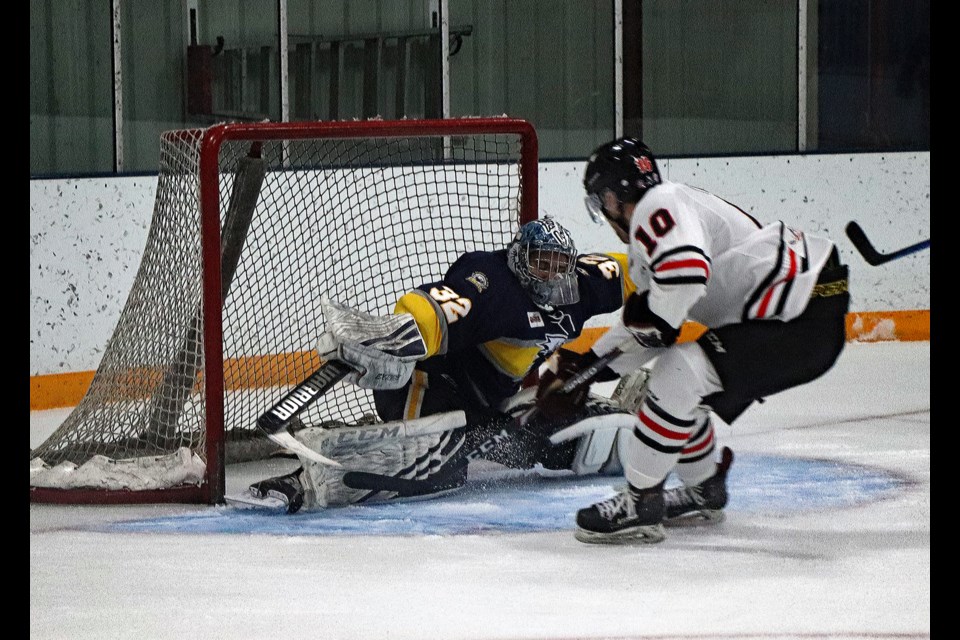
634, 155, 654, 173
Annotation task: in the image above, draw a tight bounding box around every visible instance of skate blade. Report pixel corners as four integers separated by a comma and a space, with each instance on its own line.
574, 523, 666, 545
224, 491, 288, 511
663, 509, 726, 527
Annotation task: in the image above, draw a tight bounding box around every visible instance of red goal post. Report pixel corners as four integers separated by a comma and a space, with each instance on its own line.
30, 117, 538, 505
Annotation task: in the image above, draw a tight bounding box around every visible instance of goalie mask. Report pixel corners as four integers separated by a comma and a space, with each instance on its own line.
507, 217, 580, 308
583, 138, 661, 234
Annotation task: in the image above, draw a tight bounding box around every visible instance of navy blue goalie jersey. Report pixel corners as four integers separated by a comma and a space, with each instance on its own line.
393, 249, 632, 409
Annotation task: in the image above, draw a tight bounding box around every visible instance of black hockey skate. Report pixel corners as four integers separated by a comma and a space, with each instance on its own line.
663, 446, 734, 526
574, 480, 667, 544
249, 467, 305, 514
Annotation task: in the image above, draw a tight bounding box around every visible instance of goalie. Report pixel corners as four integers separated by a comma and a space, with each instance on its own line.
246, 217, 649, 513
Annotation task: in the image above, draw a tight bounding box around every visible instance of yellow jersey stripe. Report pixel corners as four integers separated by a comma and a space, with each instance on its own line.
394, 290, 446, 357
477, 340, 542, 379
607, 252, 637, 299
404, 369, 428, 420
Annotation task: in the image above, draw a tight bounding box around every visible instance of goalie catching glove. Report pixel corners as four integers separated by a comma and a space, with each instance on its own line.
535, 348, 619, 420
316, 298, 427, 390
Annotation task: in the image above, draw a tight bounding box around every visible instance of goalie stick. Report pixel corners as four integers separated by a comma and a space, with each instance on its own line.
257, 360, 353, 435
256, 360, 354, 467
256, 301, 426, 466
845, 221, 930, 266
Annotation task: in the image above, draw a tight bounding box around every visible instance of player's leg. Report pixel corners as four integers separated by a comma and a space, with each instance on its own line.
658, 296, 849, 526
575, 341, 724, 543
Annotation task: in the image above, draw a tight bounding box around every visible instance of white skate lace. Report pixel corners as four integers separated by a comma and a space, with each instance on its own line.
596, 490, 637, 521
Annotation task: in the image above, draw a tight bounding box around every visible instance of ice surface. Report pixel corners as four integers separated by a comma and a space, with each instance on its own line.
30, 341, 930, 639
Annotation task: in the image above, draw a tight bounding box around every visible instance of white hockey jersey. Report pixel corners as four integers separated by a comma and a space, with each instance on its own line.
618, 180, 837, 331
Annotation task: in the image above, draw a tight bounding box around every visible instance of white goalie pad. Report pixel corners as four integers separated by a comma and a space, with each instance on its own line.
293, 411, 467, 508
563, 367, 652, 475
557, 367, 650, 475
546, 393, 641, 445
316, 298, 427, 390
570, 428, 621, 476
497, 378, 649, 477
498, 385, 537, 415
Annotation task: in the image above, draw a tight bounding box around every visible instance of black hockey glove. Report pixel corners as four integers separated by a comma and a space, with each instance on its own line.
622, 291, 680, 348
535, 348, 617, 420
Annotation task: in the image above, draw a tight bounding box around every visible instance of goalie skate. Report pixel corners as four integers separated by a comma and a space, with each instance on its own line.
224, 492, 288, 511
246, 467, 306, 513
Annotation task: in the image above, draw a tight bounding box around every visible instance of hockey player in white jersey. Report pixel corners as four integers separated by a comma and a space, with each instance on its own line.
536, 138, 850, 544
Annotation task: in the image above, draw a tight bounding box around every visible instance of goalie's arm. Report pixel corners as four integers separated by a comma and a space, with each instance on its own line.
392, 290, 446, 358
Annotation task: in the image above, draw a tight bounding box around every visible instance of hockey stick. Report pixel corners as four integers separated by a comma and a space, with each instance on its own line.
845, 221, 930, 266
516, 343, 630, 426
559, 346, 627, 394
255, 360, 353, 467
256, 360, 353, 435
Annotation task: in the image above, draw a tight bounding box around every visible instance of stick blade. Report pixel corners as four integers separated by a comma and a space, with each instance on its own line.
845, 221, 882, 265
845, 221, 929, 266
266, 431, 343, 468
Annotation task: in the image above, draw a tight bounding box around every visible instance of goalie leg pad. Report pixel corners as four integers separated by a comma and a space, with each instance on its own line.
293, 411, 468, 508
570, 428, 620, 476
544, 394, 641, 445
519, 394, 640, 476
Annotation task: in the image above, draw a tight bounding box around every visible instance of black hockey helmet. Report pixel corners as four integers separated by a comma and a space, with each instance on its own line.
583, 138, 661, 224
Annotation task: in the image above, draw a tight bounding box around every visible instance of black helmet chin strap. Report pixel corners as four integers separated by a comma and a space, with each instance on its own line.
604, 200, 631, 238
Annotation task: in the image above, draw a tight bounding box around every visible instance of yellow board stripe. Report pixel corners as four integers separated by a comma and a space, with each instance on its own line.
30, 309, 929, 411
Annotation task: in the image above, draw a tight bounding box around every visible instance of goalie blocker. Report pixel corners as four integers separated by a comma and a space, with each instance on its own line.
258, 298, 428, 436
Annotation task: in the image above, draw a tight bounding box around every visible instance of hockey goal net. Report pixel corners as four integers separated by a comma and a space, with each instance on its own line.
30, 117, 538, 504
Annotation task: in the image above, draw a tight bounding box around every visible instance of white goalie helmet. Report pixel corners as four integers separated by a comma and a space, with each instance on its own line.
507, 217, 580, 308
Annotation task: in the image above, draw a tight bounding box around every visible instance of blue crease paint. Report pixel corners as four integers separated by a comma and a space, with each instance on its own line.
102, 453, 908, 537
